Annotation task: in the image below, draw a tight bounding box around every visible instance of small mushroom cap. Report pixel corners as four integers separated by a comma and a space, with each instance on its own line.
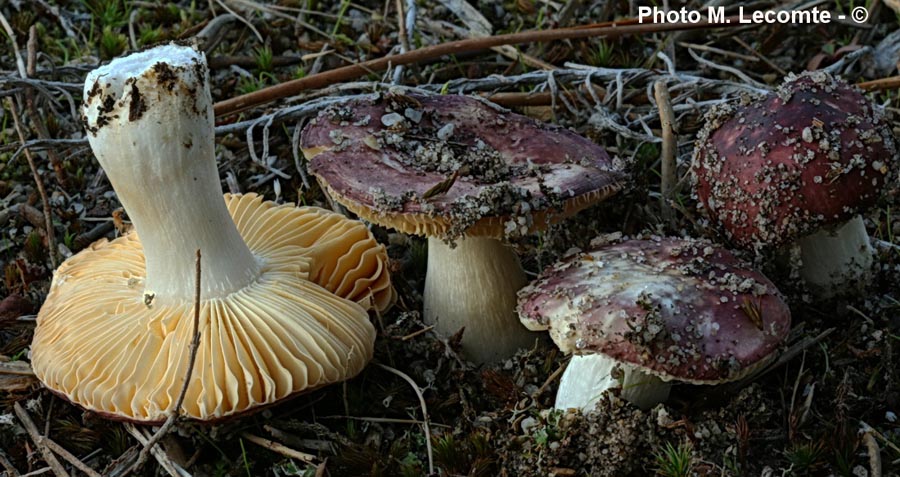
32, 193, 393, 422
693, 71, 898, 249
518, 237, 790, 384
301, 93, 625, 241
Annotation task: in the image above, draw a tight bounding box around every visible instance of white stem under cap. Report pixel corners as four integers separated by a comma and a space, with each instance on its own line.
555, 354, 672, 412
83, 44, 260, 302
424, 236, 537, 364
794, 215, 873, 298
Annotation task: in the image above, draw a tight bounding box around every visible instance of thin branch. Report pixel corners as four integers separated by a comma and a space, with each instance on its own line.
240, 433, 317, 464
863, 429, 882, 477
319, 415, 452, 428
13, 403, 70, 477
38, 438, 102, 477
858, 75, 900, 91
0, 448, 19, 477
654, 80, 677, 224
213, 17, 753, 116
122, 425, 190, 477
124, 250, 203, 475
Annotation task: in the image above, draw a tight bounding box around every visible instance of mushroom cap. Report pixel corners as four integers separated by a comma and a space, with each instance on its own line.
301, 93, 625, 241
517, 237, 790, 384
692, 71, 898, 249
32, 193, 393, 422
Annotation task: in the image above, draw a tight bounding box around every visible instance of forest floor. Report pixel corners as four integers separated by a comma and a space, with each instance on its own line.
1, 0, 900, 476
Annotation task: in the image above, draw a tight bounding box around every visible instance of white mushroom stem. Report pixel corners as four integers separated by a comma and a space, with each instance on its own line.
555, 354, 672, 411
83, 45, 260, 303
424, 236, 537, 363
794, 215, 874, 298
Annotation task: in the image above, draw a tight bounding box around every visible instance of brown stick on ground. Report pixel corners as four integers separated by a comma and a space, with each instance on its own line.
38, 438, 102, 477
13, 402, 70, 477
241, 433, 317, 464
213, 16, 752, 117
858, 75, 900, 91
654, 80, 677, 224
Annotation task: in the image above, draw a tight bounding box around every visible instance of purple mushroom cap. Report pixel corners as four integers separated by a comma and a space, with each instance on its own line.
518, 237, 791, 383
301, 93, 626, 241
693, 71, 898, 249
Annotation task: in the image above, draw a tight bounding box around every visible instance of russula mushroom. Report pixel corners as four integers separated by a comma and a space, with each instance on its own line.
301, 93, 625, 363
693, 71, 898, 297
31, 44, 394, 422
518, 236, 790, 411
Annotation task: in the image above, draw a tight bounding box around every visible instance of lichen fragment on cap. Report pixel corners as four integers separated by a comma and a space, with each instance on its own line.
692, 71, 899, 249
301, 93, 626, 242
517, 237, 791, 383
32, 193, 393, 422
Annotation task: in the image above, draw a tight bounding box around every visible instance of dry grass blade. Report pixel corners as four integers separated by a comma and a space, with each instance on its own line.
375, 363, 434, 474
213, 16, 752, 116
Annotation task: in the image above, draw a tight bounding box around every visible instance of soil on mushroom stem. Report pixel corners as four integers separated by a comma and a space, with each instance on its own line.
1, 0, 900, 475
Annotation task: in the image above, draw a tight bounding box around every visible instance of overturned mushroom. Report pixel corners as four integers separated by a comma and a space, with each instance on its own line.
518, 236, 790, 411
693, 71, 898, 297
302, 93, 625, 363
31, 44, 394, 422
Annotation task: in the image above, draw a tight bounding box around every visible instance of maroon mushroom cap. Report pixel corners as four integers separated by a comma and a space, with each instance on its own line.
692, 71, 898, 249
301, 93, 625, 241
518, 237, 791, 383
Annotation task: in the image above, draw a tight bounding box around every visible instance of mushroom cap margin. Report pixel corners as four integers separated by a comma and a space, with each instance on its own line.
302, 93, 626, 240
32, 193, 391, 422
517, 237, 791, 384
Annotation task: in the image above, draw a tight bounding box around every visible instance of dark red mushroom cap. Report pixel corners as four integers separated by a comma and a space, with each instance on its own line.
301, 93, 625, 241
692, 71, 898, 249
517, 237, 791, 383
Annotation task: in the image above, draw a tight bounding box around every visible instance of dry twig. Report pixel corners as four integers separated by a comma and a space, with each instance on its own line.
123, 250, 203, 475
213, 17, 753, 116
122, 425, 190, 477
653, 80, 677, 224
863, 429, 882, 477
13, 403, 69, 477
241, 433, 317, 464
0, 449, 19, 477
36, 438, 101, 477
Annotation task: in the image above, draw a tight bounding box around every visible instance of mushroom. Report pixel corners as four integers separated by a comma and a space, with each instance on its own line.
693, 71, 898, 297
31, 44, 394, 422
301, 93, 625, 363
518, 236, 791, 411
